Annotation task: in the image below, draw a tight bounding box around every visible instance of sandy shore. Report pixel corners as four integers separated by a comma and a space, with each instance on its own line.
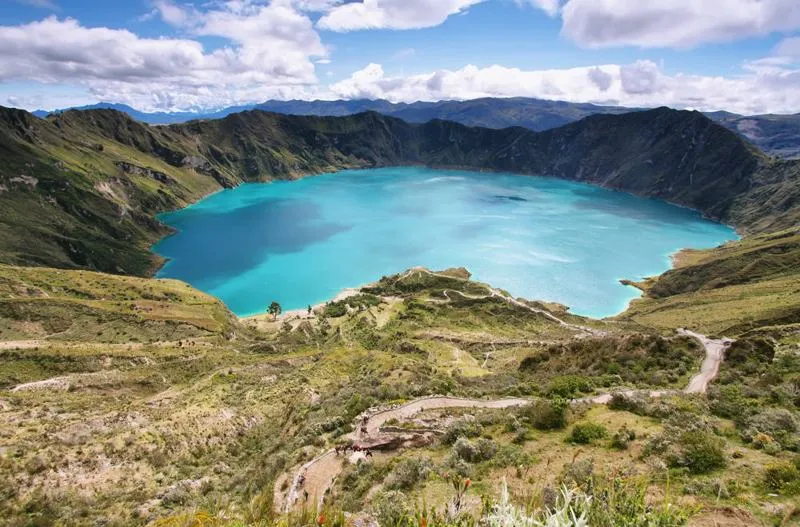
241, 286, 363, 324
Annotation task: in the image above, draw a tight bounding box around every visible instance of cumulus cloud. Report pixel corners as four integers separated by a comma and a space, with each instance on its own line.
560, 0, 800, 49
317, 0, 483, 31
329, 60, 800, 115
587, 66, 612, 91
0, 1, 327, 111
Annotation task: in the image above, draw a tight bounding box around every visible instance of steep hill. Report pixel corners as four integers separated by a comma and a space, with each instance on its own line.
33, 98, 800, 159
0, 105, 797, 275
32, 97, 637, 129
621, 228, 800, 334
713, 112, 800, 159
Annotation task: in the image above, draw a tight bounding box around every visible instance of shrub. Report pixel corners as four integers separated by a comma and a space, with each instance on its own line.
386, 457, 432, 490
608, 392, 650, 415
610, 426, 636, 450
764, 461, 800, 493
519, 398, 569, 430
743, 408, 799, 449
708, 385, 755, 425
752, 432, 782, 455
442, 417, 483, 444
452, 437, 497, 463
371, 490, 411, 526
547, 376, 594, 399
670, 431, 727, 474
568, 422, 608, 445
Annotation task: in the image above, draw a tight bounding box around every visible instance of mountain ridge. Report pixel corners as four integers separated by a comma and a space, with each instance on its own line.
1, 104, 797, 276
28, 97, 800, 159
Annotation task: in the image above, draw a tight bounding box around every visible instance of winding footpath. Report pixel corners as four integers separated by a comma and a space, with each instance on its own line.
277, 326, 733, 512
405, 268, 605, 337
678, 329, 733, 394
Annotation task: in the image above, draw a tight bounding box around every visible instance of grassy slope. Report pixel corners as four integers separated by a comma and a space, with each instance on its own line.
2, 265, 797, 525
620, 228, 800, 336
1, 105, 800, 524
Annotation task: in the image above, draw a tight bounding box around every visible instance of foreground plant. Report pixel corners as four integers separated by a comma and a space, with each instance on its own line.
484, 479, 589, 527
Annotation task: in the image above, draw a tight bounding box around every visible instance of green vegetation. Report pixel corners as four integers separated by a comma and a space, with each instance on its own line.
1, 104, 800, 525
268, 301, 282, 320
621, 228, 800, 335
2, 105, 800, 275
567, 422, 608, 444
0, 263, 798, 525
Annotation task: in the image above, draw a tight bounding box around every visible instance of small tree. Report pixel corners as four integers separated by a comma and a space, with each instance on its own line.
268, 301, 282, 321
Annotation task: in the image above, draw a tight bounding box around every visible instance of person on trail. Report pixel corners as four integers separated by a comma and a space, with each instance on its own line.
307, 305, 312, 316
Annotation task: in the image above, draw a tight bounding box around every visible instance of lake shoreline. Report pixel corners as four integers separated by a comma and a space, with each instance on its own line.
151, 167, 738, 322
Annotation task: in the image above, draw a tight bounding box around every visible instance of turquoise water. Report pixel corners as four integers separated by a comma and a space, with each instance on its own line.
153, 167, 738, 319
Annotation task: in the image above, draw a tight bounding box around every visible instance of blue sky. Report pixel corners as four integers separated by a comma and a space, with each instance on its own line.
0, 0, 799, 114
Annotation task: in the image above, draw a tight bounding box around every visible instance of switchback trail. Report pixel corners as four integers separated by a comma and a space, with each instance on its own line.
277, 326, 731, 512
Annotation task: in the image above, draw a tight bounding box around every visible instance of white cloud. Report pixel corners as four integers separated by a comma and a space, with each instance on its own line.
560, 0, 800, 49
775, 36, 800, 58
153, 0, 193, 26
317, 0, 483, 31
516, 0, 561, 17
0, 1, 327, 112
587, 66, 612, 91
329, 60, 800, 115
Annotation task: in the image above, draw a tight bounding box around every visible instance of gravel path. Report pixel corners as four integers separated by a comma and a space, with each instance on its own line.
277, 326, 732, 512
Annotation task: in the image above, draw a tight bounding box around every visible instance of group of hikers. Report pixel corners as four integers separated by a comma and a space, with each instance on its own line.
293, 415, 377, 504
295, 443, 373, 503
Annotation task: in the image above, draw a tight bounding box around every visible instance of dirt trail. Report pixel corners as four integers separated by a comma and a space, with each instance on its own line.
678, 329, 733, 394
277, 325, 731, 512
279, 396, 528, 512
356, 396, 529, 439
405, 267, 605, 337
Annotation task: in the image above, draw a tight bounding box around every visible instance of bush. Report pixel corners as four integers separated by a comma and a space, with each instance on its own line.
752, 432, 782, 455
371, 490, 411, 526
452, 437, 497, 463
610, 426, 636, 450
547, 376, 594, 399
519, 398, 569, 431
743, 408, 799, 449
670, 431, 727, 474
708, 385, 755, 425
386, 457, 432, 490
764, 461, 800, 493
442, 417, 483, 444
568, 422, 608, 445
608, 392, 650, 415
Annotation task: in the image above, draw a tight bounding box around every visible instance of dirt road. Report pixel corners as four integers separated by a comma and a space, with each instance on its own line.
678, 329, 733, 394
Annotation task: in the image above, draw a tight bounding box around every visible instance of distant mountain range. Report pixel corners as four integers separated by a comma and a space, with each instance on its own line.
32, 98, 800, 159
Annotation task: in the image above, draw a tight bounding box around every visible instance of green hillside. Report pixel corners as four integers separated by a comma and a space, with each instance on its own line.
0, 106, 799, 526
2, 105, 799, 275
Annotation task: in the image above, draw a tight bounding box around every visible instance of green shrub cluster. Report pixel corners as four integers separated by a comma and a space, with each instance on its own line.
442, 417, 483, 444
567, 422, 608, 445
517, 398, 570, 430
